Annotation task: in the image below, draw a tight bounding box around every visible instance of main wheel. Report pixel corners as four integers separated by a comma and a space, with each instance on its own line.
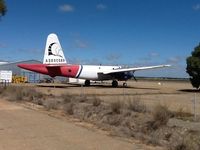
112, 80, 118, 87
84, 80, 90, 86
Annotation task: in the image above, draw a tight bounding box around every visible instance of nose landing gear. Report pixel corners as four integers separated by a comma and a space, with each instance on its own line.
123, 82, 127, 87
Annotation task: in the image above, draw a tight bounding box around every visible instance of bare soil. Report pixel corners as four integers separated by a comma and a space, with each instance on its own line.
0, 99, 160, 150
35, 80, 200, 115
1, 80, 200, 150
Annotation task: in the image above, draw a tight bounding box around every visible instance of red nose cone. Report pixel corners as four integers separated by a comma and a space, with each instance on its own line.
17, 64, 33, 70
17, 63, 52, 76
17, 64, 24, 68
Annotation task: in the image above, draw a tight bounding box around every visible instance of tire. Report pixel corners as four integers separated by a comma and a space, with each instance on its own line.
85, 80, 90, 86
112, 80, 118, 87
123, 82, 127, 87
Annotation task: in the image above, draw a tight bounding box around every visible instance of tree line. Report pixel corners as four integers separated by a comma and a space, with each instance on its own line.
0, 0, 7, 17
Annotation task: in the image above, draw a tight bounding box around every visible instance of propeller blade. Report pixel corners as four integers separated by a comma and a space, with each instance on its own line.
133, 76, 137, 81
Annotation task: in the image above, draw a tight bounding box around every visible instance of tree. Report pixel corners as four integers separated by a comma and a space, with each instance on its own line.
0, 0, 7, 17
186, 43, 200, 89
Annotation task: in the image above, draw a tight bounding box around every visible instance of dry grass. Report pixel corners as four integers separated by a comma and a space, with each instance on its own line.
146, 104, 173, 130
43, 99, 58, 110
153, 105, 172, 123
1, 85, 200, 150
127, 97, 146, 113
63, 102, 74, 115
92, 97, 101, 107
33, 98, 44, 105
170, 133, 200, 150
0, 86, 44, 101
110, 100, 124, 114
61, 94, 73, 103
61, 94, 88, 104
174, 107, 193, 120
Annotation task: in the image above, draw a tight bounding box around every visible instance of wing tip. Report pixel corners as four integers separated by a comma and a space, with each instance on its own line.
163, 64, 171, 67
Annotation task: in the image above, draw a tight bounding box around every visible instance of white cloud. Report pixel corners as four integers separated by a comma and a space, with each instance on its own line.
106, 53, 121, 63
149, 52, 159, 57
59, 4, 74, 12
70, 33, 89, 49
166, 56, 183, 65
75, 39, 88, 48
68, 58, 101, 65
0, 43, 6, 48
139, 52, 160, 63
96, 4, 107, 10
16, 48, 41, 55
193, 4, 200, 11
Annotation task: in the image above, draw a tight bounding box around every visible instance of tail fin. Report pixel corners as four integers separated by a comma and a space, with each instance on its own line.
43, 33, 67, 64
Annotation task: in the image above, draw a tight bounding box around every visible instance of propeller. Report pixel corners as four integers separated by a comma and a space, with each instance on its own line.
131, 71, 137, 82
133, 75, 137, 82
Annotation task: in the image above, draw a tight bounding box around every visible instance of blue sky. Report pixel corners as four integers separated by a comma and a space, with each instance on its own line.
1, 0, 200, 78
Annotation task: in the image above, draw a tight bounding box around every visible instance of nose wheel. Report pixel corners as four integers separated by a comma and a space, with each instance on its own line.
112, 80, 118, 87
123, 82, 127, 87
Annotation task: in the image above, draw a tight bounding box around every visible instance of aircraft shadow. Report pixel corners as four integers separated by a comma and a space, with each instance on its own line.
36, 84, 77, 88
36, 83, 159, 90
178, 89, 200, 93
88, 84, 159, 90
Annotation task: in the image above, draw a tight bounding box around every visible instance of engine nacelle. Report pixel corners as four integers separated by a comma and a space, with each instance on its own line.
112, 72, 134, 81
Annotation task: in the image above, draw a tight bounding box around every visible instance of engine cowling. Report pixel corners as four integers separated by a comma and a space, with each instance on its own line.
112, 72, 134, 81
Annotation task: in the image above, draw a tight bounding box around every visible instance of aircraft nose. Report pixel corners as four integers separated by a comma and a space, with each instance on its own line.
17, 64, 27, 69
17, 64, 23, 68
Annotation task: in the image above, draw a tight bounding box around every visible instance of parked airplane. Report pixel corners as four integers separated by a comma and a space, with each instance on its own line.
18, 33, 170, 87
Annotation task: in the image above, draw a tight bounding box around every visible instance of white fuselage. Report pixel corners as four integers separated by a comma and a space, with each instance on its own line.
78, 65, 121, 80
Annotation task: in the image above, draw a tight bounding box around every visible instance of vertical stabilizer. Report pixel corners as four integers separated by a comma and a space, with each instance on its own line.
43, 33, 67, 64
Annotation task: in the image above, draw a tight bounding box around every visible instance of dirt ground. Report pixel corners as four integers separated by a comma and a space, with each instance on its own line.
1, 80, 199, 150
0, 99, 162, 150
35, 80, 200, 115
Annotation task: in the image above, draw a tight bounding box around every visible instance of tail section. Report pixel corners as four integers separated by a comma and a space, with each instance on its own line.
43, 33, 67, 65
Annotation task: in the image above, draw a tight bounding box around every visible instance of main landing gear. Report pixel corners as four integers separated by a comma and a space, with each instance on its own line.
84, 80, 90, 86
112, 80, 127, 88
112, 80, 118, 87
84, 79, 127, 88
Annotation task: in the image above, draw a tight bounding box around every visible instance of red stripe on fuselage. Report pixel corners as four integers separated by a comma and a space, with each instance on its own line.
17, 64, 80, 78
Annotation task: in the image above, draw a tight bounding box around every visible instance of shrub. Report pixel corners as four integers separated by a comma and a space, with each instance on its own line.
63, 102, 74, 115
4, 86, 24, 101
61, 94, 73, 103
0, 86, 44, 102
106, 115, 122, 126
61, 94, 87, 103
110, 101, 124, 114
174, 107, 193, 119
92, 97, 101, 107
172, 135, 200, 150
127, 98, 146, 113
43, 99, 58, 110
76, 95, 87, 103
33, 98, 44, 105
150, 104, 173, 129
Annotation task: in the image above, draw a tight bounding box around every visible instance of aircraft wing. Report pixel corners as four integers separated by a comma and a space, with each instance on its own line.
103, 65, 171, 74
